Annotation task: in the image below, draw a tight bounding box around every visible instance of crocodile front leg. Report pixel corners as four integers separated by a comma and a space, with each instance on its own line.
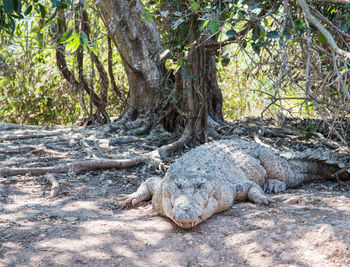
263, 179, 286, 193
247, 184, 275, 205
258, 148, 287, 193
115, 176, 162, 207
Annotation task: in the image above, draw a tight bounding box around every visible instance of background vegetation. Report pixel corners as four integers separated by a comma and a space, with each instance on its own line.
1, 0, 350, 141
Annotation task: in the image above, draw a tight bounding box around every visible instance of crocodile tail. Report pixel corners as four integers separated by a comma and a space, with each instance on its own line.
280, 148, 350, 173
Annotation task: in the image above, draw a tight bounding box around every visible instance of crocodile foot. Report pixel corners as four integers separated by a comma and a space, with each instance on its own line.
263, 179, 286, 194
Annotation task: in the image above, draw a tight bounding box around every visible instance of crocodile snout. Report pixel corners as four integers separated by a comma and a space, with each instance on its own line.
174, 205, 201, 228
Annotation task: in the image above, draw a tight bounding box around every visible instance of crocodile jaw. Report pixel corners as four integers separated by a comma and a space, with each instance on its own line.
170, 196, 219, 229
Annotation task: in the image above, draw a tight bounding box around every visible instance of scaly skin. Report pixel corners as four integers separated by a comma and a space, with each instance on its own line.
116, 139, 347, 229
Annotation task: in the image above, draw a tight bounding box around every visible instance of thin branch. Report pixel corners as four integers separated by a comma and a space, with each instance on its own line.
298, 0, 350, 60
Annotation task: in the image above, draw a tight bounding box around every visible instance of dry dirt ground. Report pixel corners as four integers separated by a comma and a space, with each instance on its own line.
0, 120, 350, 267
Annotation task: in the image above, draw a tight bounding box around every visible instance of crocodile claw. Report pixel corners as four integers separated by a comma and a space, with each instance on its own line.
254, 194, 276, 205
263, 179, 286, 194
248, 185, 276, 205
115, 193, 138, 208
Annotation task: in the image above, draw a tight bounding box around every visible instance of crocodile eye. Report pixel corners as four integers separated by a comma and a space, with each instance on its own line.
176, 183, 183, 189
195, 182, 203, 189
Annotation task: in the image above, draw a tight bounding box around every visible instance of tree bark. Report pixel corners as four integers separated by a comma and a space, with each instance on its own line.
97, 0, 166, 134
206, 52, 224, 123
96, 0, 226, 154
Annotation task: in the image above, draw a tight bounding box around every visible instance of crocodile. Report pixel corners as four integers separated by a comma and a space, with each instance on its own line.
116, 139, 349, 229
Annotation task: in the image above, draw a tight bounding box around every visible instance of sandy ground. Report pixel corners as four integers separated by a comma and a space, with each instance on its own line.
0, 122, 350, 267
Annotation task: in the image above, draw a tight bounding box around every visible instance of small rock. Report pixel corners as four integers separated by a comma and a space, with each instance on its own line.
279, 251, 294, 262
64, 216, 79, 222
183, 233, 193, 241
105, 179, 113, 185
283, 197, 299, 204
188, 240, 193, 246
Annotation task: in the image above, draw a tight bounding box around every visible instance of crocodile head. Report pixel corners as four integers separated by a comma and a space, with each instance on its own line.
159, 174, 229, 229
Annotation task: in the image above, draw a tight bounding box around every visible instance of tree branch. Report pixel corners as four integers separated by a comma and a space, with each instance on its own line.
298, 0, 350, 60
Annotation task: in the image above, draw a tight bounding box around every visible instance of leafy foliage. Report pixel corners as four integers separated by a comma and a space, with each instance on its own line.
0, 0, 128, 124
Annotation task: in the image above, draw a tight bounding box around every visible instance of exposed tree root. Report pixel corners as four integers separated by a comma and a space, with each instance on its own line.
1, 133, 62, 141
147, 124, 193, 160
110, 114, 152, 136
109, 136, 146, 145
0, 157, 147, 177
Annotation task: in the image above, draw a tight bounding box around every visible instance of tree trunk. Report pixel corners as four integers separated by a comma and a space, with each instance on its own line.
206, 52, 224, 123
97, 0, 166, 134
97, 0, 225, 154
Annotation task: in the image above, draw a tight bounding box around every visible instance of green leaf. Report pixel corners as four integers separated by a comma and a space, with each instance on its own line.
141, 12, 152, 22
49, 22, 58, 34
32, 25, 41, 33
304, 132, 312, 141
8, 16, 15, 34
238, 10, 245, 18
252, 25, 260, 41
171, 18, 184, 29
14, 0, 22, 14
266, 31, 279, 39
35, 32, 44, 46
4, 0, 14, 14
10, 13, 23, 19
209, 20, 220, 34
80, 31, 89, 46
66, 33, 81, 52
87, 43, 98, 56
46, 7, 59, 24
165, 59, 178, 70
226, 29, 237, 37
318, 32, 327, 44
251, 42, 261, 54
221, 57, 230, 66
326, 65, 333, 72
59, 28, 74, 43
191, 2, 200, 12
38, 4, 46, 19
165, 59, 173, 70
199, 19, 210, 32
24, 5, 33, 15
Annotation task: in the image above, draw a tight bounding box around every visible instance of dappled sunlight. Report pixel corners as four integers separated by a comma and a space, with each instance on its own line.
60, 200, 100, 212
1, 122, 349, 266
